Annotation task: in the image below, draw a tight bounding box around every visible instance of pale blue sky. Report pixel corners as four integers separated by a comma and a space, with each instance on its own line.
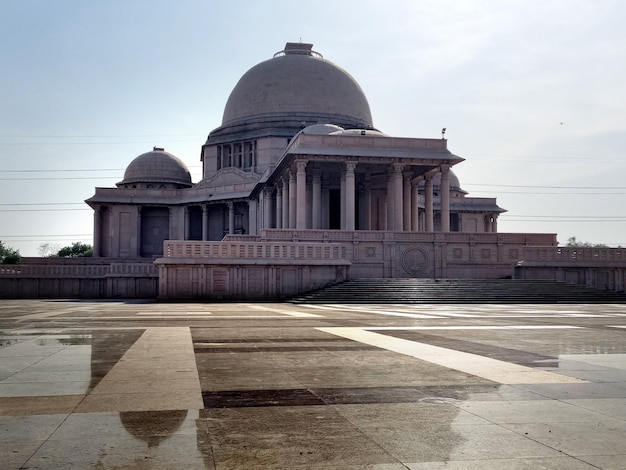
1, 0, 625, 255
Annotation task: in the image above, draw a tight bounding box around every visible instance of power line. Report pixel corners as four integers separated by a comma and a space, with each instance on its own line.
0, 166, 201, 173
503, 219, 626, 222
0, 209, 91, 212
470, 190, 626, 195
0, 234, 91, 238
0, 133, 205, 138
0, 177, 120, 181
0, 203, 84, 206
0, 140, 201, 146
465, 183, 626, 190
504, 215, 626, 219
0, 133, 207, 146
0, 168, 123, 173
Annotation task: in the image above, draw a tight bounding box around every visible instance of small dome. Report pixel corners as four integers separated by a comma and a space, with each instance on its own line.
221, 43, 373, 130
330, 128, 389, 137
118, 148, 192, 188
302, 124, 345, 135
419, 169, 464, 192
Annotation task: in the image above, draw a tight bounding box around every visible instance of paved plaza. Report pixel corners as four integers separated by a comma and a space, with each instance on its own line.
1, 300, 625, 469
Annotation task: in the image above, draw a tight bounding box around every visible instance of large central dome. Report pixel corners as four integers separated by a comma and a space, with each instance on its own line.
220, 42, 373, 130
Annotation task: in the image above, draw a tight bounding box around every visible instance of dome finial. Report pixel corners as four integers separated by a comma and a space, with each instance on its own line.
274, 42, 323, 58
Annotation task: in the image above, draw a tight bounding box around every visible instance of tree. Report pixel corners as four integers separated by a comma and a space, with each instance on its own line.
38, 243, 61, 257
566, 236, 608, 248
57, 242, 93, 258
0, 241, 21, 264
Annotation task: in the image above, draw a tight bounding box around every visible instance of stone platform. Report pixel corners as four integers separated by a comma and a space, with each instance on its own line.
1, 300, 625, 469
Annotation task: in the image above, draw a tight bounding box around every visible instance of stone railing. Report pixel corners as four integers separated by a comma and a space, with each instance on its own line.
163, 240, 345, 261
521, 246, 626, 264
296, 134, 448, 151
259, 229, 557, 246
0, 260, 159, 299
108, 263, 159, 276
90, 180, 256, 202
0, 262, 158, 277
0, 264, 110, 277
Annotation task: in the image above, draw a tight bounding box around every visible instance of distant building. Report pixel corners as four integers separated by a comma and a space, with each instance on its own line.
3, 44, 624, 300
84, 42, 569, 299
86, 42, 506, 260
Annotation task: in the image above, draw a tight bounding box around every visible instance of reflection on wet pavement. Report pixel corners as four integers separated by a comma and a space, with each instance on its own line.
0, 300, 625, 469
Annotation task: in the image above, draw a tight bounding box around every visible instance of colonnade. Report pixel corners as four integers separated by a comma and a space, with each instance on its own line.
258, 159, 453, 232
91, 160, 474, 259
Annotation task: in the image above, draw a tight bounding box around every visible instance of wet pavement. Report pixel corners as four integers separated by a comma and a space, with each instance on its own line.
0, 300, 625, 469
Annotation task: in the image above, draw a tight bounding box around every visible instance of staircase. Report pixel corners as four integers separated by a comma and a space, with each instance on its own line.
289, 278, 626, 304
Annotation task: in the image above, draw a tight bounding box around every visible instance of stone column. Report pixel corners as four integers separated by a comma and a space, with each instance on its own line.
184, 207, 191, 240
289, 169, 297, 229
440, 165, 450, 232
312, 169, 322, 229
168, 207, 174, 240
306, 180, 313, 229
425, 175, 434, 232
136, 206, 142, 257
296, 160, 307, 229
393, 164, 404, 231
275, 185, 283, 229
361, 174, 371, 230
340, 169, 346, 230
248, 199, 257, 235
345, 162, 357, 231
263, 188, 274, 229
386, 172, 394, 230
281, 178, 289, 230
321, 184, 329, 229
403, 172, 412, 232
228, 202, 235, 235
411, 181, 419, 231
202, 204, 209, 241
93, 206, 102, 257
492, 214, 498, 232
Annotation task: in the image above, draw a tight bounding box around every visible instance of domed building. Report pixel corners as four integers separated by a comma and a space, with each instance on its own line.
87, 42, 529, 299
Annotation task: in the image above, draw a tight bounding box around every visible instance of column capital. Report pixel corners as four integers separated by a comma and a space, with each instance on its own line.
392, 162, 405, 174
295, 159, 308, 171
345, 161, 357, 172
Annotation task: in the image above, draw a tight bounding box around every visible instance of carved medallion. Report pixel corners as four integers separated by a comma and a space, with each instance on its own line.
401, 247, 429, 275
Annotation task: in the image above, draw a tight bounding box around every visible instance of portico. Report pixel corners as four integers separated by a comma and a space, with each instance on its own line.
255, 130, 463, 233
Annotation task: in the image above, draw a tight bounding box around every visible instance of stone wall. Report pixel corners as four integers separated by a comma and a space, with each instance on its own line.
8, 232, 625, 300
514, 246, 626, 292
154, 231, 558, 300
255, 229, 557, 280
0, 258, 158, 299
155, 240, 349, 300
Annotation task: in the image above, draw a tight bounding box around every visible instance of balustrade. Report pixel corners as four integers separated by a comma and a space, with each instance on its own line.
163, 240, 343, 260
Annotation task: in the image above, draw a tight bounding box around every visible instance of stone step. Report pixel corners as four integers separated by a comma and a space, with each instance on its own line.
289, 279, 626, 304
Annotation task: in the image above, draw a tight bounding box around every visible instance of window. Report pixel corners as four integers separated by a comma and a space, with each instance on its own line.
217, 140, 257, 171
